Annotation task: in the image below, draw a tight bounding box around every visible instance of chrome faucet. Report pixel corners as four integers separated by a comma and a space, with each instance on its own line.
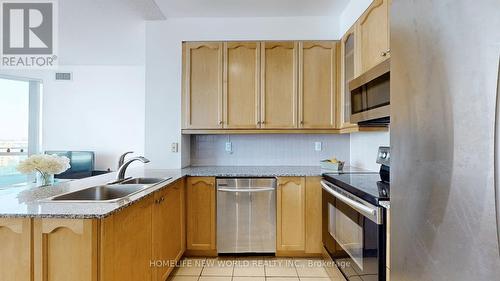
117, 151, 134, 170
116, 156, 150, 181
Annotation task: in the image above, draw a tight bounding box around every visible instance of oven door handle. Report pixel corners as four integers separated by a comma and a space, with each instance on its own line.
321, 180, 376, 216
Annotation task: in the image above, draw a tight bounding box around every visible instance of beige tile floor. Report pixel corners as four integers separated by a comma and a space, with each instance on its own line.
169, 257, 346, 281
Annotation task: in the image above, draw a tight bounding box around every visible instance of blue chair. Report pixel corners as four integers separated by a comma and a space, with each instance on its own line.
44, 151, 109, 179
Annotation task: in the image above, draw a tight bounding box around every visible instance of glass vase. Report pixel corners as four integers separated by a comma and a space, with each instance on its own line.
36, 172, 55, 186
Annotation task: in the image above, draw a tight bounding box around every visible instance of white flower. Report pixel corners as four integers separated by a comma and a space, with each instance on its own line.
17, 154, 71, 175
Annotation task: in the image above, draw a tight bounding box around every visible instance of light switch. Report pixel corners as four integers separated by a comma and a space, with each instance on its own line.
225, 142, 232, 153
171, 142, 178, 153
315, 142, 322, 151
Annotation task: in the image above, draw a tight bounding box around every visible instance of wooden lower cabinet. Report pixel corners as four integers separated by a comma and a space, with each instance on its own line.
153, 178, 185, 281
0, 218, 33, 281
276, 176, 323, 256
304, 177, 323, 254
186, 177, 217, 255
0, 181, 186, 281
34, 218, 99, 281
100, 196, 153, 281
276, 177, 305, 253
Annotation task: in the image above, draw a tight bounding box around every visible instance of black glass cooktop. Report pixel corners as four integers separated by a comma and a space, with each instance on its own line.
322, 173, 390, 205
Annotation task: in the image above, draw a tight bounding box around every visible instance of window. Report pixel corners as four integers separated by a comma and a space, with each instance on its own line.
0, 77, 42, 187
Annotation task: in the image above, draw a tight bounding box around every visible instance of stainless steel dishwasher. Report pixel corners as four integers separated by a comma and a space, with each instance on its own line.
217, 178, 276, 254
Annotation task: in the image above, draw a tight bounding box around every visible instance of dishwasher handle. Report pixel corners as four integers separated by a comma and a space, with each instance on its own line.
218, 188, 275, 193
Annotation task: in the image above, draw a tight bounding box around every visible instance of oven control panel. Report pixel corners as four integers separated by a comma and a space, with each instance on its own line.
376, 146, 391, 167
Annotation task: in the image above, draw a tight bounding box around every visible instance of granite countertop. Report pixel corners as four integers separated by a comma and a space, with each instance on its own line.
0, 165, 372, 219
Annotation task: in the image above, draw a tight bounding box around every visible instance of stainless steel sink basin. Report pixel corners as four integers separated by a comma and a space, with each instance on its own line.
49, 184, 149, 202
119, 177, 170, 185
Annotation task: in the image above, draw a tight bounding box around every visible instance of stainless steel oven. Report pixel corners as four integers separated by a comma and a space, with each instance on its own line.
321, 180, 386, 281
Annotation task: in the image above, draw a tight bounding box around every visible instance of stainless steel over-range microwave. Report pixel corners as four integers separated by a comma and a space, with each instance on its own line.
349, 59, 390, 124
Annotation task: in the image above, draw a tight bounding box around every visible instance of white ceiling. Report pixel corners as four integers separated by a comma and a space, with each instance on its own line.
153, 0, 350, 18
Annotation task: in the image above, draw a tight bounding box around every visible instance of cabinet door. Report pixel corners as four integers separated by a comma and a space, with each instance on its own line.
298, 41, 337, 128
276, 177, 305, 253
260, 42, 298, 129
223, 42, 261, 128
186, 177, 216, 252
34, 219, 98, 281
339, 26, 360, 128
358, 0, 390, 73
100, 197, 153, 281
305, 177, 323, 254
0, 218, 32, 281
153, 179, 185, 281
183, 42, 223, 129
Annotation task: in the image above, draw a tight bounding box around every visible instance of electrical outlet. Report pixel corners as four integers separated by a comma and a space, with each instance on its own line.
225, 142, 232, 153
171, 142, 178, 153
314, 142, 322, 151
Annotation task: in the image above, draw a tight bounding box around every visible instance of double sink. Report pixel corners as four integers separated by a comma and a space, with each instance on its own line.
46, 177, 172, 203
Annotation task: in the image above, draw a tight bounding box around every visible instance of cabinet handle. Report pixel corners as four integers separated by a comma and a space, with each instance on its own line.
219, 121, 223, 125
261, 121, 265, 125
257, 121, 261, 125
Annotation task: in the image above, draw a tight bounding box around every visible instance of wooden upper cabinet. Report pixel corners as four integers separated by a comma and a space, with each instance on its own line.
339, 26, 360, 128
298, 41, 337, 129
186, 177, 216, 252
276, 177, 306, 253
183, 42, 223, 129
223, 42, 260, 129
357, 0, 390, 73
260, 41, 298, 129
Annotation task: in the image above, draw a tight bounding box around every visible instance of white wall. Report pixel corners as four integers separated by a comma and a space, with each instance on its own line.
190, 134, 350, 166
350, 131, 390, 171
0, 0, 147, 170
145, 16, 339, 168
41, 66, 145, 171
57, 0, 146, 65
339, 0, 372, 35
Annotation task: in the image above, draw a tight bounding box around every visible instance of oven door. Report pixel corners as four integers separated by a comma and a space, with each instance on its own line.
321, 180, 386, 281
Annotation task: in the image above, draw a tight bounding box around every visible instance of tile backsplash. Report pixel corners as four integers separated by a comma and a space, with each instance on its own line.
190, 134, 350, 166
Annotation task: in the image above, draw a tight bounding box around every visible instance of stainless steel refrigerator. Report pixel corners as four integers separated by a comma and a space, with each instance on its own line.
391, 0, 500, 280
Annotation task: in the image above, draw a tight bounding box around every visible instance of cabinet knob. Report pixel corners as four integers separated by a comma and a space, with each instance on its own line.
300, 121, 304, 125
257, 121, 261, 125
219, 121, 223, 125
381, 51, 387, 57
261, 121, 265, 125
